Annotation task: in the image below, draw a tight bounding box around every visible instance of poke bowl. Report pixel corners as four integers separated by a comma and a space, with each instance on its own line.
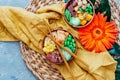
64, 0, 95, 28
42, 29, 77, 64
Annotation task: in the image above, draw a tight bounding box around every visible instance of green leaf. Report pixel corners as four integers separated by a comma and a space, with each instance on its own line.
109, 43, 120, 80
115, 58, 120, 80
95, 0, 111, 21
64, 0, 68, 3
109, 43, 120, 56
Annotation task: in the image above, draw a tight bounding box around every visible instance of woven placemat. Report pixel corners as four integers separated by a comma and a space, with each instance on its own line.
20, 0, 120, 80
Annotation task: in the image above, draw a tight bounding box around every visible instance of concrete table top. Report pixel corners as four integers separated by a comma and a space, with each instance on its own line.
0, 0, 120, 80
0, 0, 36, 80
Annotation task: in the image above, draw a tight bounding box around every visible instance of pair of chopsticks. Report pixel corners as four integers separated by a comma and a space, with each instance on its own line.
46, 22, 75, 80
36, 19, 88, 80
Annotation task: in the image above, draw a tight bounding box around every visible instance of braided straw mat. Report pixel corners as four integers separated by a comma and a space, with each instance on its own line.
20, 0, 120, 80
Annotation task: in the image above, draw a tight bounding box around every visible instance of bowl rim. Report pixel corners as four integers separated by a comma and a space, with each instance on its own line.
42, 28, 78, 64
64, 0, 95, 28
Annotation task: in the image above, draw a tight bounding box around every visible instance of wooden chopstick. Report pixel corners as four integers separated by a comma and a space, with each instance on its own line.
45, 21, 75, 80
56, 46, 75, 80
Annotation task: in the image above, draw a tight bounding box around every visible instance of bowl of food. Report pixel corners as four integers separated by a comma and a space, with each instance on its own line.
42, 29, 77, 64
64, 0, 95, 28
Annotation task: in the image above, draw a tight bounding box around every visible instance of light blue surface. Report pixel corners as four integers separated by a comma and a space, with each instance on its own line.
0, 0, 36, 80
0, 0, 28, 7
0, 0, 120, 80
118, 0, 120, 4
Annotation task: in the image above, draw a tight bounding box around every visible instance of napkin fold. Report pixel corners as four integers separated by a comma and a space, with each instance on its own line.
0, 3, 117, 80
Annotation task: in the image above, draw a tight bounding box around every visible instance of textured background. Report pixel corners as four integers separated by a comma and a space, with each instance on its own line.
0, 0, 120, 80
0, 0, 36, 80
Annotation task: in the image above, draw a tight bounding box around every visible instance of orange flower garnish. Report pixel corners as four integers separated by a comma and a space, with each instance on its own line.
78, 13, 118, 53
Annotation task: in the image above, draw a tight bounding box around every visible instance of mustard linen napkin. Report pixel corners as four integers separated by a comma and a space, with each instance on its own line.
0, 3, 117, 80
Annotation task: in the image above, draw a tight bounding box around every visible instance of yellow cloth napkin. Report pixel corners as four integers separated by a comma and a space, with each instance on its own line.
0, 3, 117, 80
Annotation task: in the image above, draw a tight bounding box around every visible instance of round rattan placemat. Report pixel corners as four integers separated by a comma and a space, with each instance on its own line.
20, 0, 120, 80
